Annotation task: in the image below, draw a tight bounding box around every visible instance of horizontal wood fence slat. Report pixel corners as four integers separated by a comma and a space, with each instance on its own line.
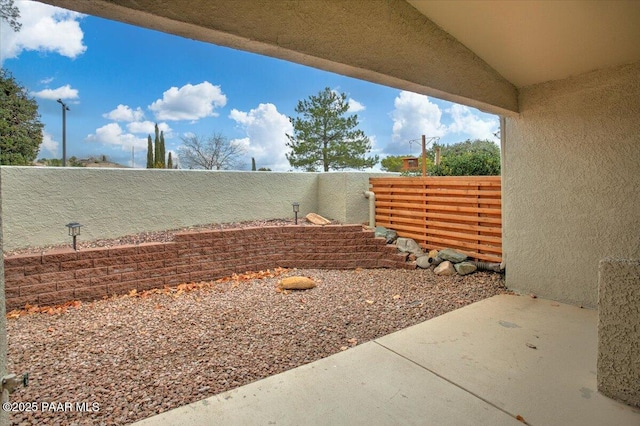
370, 176, 502, 263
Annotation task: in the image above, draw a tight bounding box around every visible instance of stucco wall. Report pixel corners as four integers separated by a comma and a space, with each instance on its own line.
0, 168, 385, 252
503, 62, 640, 307
317, 172, 387, 224
597, 258, 640, 408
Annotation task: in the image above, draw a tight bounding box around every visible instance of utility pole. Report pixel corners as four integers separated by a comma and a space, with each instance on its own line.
57, 99, 70, 166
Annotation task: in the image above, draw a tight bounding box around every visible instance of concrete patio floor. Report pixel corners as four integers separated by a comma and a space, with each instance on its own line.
132, 294, 640, 426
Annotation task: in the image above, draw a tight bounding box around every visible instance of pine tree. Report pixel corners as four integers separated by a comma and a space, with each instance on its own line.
146, 135, 153, 168
167, 152, 173, 169
286, 87, 378, 171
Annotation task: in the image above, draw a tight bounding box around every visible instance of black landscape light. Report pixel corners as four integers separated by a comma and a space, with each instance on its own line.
292, 202, 300, 225
66, 222, 82, 250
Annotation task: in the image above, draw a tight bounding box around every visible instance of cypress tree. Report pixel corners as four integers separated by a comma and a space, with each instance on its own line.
159, 130, 166, 168
154, 124, 161, 168
146, 135, 153, 168
167, 152, 173, 169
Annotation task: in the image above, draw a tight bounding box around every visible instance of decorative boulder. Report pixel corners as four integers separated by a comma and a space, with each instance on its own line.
305, 213, 332, 225
454, 261, 478, 276
434, 261, 456, 276
427, 249, 439, 258
374, 226, 388, 238
384, 229, 398, 244
438, 248, 468, 264
416, 255, 431, 269
374, 226, 398, 244
278, 276, 317, 290
395, 237, 424, 257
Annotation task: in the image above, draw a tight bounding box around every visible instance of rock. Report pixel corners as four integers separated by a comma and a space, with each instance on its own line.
438, 248, 468, 263
374, 226, 398, 243
305, 213, 331, 225
416, 255, 431, 269
384, 229, 398, 244
278, 276, 317, 290
428, 256, 444, 266
395, 238, 424, 257
454, 261, 477, 276
427, 249, 439, 258
434, 261, 455, 276
374, 226, 388, 238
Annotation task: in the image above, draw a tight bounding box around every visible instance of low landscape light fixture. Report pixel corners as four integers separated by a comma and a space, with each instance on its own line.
292, 202, 300, 225
66, 222, 82, 250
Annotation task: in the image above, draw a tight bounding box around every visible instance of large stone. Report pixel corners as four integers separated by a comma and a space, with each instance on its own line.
434, 261, 455, 276
416, 255, 431, 269
427, 249, 439, 258
438, 248, 468, 263
454, 261, 478, 276
374, 226, 398, 244
395, 238, 424, 257
384, 229, 398, 244
305, 213, 332, 225
374, 226, 388, 238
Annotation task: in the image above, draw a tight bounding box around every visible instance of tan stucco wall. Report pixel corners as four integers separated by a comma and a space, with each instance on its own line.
503, 62, 640, 307
0, 168, 308, 251
0, 168, 384, 252
317, 172, 387, 224
597, 258, 640, 408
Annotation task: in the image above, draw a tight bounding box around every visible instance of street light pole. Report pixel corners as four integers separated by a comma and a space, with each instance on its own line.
57, 99, 70, 166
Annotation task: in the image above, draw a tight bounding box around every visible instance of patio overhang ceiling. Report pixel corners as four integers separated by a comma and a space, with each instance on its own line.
39, 1, 640, 117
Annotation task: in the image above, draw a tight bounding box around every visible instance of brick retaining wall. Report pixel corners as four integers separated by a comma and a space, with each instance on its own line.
4, 225, 412, 310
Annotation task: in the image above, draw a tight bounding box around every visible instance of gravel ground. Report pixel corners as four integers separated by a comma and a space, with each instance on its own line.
5, 219, 330, 257
7, 267, 508, 426
5, 219, 508, 425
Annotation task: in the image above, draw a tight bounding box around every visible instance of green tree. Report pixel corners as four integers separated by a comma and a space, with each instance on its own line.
429, 139, 500, 176
0, 0, 21, 32
167, 151, 173, 169
380, 155, 406, 172
153, 124, 163, 168
146, 135, 153, 168
159, 130, 166, 168
286, 87, 378, 171
0, 70, 43, 165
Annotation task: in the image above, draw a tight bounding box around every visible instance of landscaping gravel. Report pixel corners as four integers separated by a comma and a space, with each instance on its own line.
6, 267, 508, 426
4, 219, 330, 257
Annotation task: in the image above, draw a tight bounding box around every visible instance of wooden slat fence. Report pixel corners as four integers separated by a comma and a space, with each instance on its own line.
369, 176, 502, 263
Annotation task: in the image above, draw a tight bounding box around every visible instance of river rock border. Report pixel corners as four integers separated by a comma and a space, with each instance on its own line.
3, 225, 413, 310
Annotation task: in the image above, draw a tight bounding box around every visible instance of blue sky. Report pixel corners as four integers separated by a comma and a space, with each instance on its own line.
1, 1, 499, 170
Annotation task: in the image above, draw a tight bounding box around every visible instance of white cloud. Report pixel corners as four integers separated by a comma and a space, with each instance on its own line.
447, 104, 499, 142
31, 84, 78, 100
126, 121, 171, 135
40, 77, 54, 84
229, 103, 293, 171
86, 123, 148, 150
38, 131, 59, 158
390, 91, 446, 152
149, 81, 227, 121
103, 105, 145, 122
0, 1, 86, 63
348, 98, 365, 113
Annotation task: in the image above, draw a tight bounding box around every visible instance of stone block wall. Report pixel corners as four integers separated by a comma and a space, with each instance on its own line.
3, 225, 412, 310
